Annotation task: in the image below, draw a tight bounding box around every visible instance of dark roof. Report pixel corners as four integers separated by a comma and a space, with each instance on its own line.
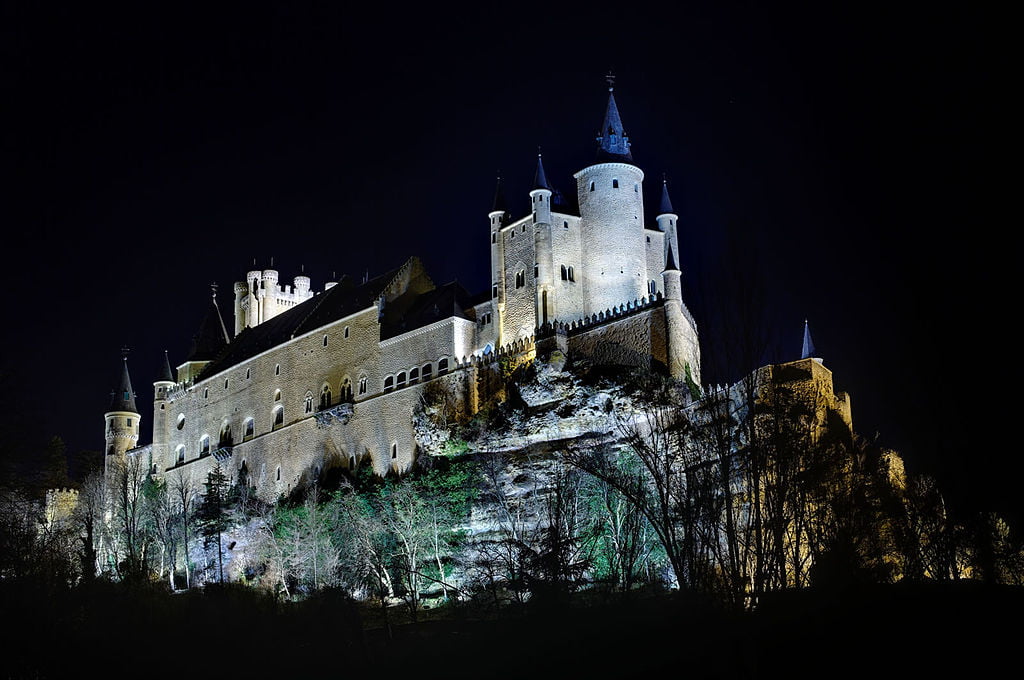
596, 91, 633, 162
664, 243, 679, 272
533, 154, 549, 190
380, 281, 476, 340
109, 357, 138, 413
186, 296, 231, 362
491, 175, 509, 220
158, 350, 174, 383
659, 179, 675, 215
195, 258, 433, 380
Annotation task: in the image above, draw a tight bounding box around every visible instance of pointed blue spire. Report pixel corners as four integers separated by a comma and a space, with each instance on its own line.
533, 150, 549, 190
801, 319, 816, 359
110, 353, 138, 413
659, 176, 675, 215
596, 73, 632, 161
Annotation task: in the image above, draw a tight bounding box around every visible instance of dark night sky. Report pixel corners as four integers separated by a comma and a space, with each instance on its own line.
2, 3, 1015, 523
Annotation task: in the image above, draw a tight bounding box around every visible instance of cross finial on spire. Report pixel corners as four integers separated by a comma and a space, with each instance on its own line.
211, 282, 218, 299
120, 346, 130, 360
605, 70, 616, 92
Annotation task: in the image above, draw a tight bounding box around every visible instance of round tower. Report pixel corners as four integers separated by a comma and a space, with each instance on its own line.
261, 269, 279, 322
104, 354, 141, 480
233, 281, 248, 336
575, 83, 646, 315
489, 175, 509, 347
655, 177, 680, 270
152, 350, 175, 473
293, 275, 311, 300
247, 269, 262, 326
531, 152, 554, 326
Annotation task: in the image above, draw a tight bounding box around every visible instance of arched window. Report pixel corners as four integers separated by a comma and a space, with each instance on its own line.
199, 435, 210, 456
422, 363, 433, 380
203, 387, 209, 399
275, 364, 281, 376
396, 371, 407, 388
515, 270, 525, 288
246, 367, 251, 380
384, 375, 394, 392
648, 280, 658, 295
612, 178, 619, 188
243, 418, 254, 441
391, 443, 397, 460
224, 378, 229, 389
272, 406, 284, 429
344, 326, 350, 338
274, 389, 281, 402
438, 357, 449, 374
304, 392, 314, 414
409, 367, 419, 384
219, 421, 232, 447
176, 445, 185, 465
323, 334, 329, 347
276, 466, 281, 481
320, 384, 332, 410
563, 220, 568, 229
358, 375, 367, 395
340, 378, 353, 403
177, 414, 185, 430
589, 181, 595, 192
567, 266, 575, 282
634, 183, 639, 192
560, 265, 568, 281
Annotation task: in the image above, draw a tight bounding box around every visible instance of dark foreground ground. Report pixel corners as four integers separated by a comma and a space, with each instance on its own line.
4, 580, 1018, 679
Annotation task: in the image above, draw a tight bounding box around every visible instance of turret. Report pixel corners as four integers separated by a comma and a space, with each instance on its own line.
531, 152, 554, 325
152, 350, 175, 473
246, 269, 262, 327
294, 275, 311, 298
661, 246, 687, 380
574, 78, 646, 315
656, 177, 680, 269
104, 353, 141, 480
260, 269, 279, 323
489, 175, 508, 346
801, 319, 817, 360
233, 281, 248, 336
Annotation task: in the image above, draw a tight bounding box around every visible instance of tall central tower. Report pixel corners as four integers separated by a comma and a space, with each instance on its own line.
574, 81, 647, 314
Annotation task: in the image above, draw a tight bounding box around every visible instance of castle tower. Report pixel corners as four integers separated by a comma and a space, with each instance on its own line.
104, 354, 140, 480
152, 350, 175, 473
574, 79, 646, 315
656, 177, 680, 270
531, 152, 554, 326
661, 247, 688, 380
489, 175, 509, 348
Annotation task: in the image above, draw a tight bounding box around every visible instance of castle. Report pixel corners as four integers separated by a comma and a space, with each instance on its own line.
104, 83, 703, 501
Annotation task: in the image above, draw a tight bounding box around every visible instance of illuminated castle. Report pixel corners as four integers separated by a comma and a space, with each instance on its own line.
104, 83, 702, 501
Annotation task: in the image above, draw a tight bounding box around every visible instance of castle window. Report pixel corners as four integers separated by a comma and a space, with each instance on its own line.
244, 418, 254, 441
422, 363, 432, 380
274, 390, 281, 402
177, 414, 185, 430
340, 379, 352, 403
670, 219, 674, 227
589, 181, 595, 192
391, 443, 397, 460
246, 368, 251, 380
275, 364, 281, 376
563, 221, 568, 229
199, 435, 210, 457
358, 376, 367, 395
272, 406, 284, 429
320, 384, 332, 410
409, 367, 419, 383
634, 183, 639, 192
384, 376, 394, 393
304, 392, 314, 414
203, 388, 209, 399
515, 270, 525, 288
613, 179, 619, 188
107, 446, 115, 457
323, 334, 329, 347
219, 421, 232, 446
532, 211, 537, 222
522, 224, 526, 232
224, 378, 229, 389
560, 265, 567, 281
276, 466, 281, 481
510, 230, 514, 240
648, 280, 657, 295
534, 265, 539, 279
344, 326, 350, 338
176, 446, 185, 465
492, 233, 496, 244
397, 371, 407, 388
438, 357, 449, 374
126, 418, 132, 427
567, 266, 575, 282
492, 285, 498, 298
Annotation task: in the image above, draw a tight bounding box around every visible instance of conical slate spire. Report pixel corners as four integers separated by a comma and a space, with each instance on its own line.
158, 350, 174, 383
801, 319, 816, 359
664, 243, 679, 272
186, 285, 231, 362
533, 151, 549, 190
659, 176, 675, 215
110, 354, 138, 413
596, 75, 632, 162
491, 174, 507, 212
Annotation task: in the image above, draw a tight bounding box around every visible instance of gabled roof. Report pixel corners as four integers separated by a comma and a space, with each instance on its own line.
596, 90, 633, 162
380, 281, 476, 340
185, 294, 231, 363
196, 258, 426, 380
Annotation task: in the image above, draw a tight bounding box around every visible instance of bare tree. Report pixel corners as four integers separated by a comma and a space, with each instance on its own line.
168, 469, 199, 588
